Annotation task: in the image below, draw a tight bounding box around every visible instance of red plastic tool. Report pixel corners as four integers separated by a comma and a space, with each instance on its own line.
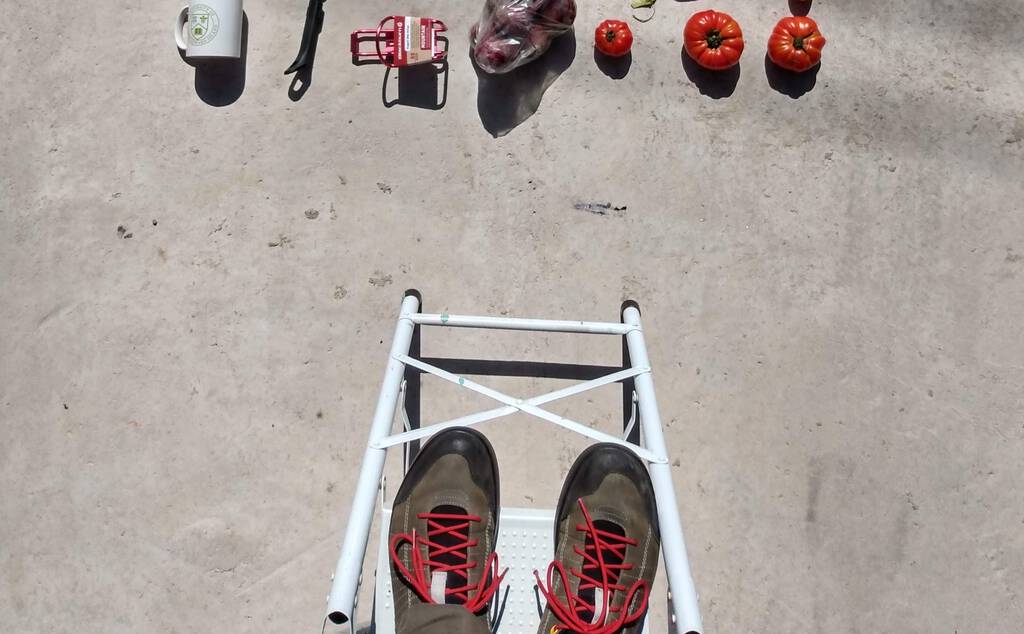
351, 16, 448, 68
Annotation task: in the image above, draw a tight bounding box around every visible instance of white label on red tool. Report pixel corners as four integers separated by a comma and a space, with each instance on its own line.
395, 16, 433, 66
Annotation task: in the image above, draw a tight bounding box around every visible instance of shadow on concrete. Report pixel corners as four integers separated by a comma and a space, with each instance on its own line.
764, 53, 819, 98
179, 13, 248, 107
382, 62, 449, 110
287, 62, 314, 102
789, 0, 812, 16
381, 37, 450, 110
681, 51, 740, 99
475, 31, 576, 137
594, 49, 632, 79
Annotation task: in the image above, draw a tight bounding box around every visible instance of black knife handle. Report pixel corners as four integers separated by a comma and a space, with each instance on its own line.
284, 0, 326, 75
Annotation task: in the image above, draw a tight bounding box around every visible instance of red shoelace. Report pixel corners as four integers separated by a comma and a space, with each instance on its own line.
535, 499, 650, 634
389, 510, 507, 613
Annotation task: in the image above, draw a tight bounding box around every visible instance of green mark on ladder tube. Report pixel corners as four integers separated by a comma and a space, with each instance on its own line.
458, 377, 465, 385
440, 313, 450, 324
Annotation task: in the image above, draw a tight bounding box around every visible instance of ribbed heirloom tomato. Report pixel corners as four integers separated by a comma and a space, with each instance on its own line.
594, 19, 633, 57
683, 10, 744, 70
768, 16, 826, 72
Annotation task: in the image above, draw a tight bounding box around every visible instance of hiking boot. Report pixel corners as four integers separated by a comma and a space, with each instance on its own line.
536, 443, 660, 634
388, 427, 506, 633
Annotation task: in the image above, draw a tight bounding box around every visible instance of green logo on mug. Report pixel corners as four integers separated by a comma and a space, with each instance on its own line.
189, 5, 220, 46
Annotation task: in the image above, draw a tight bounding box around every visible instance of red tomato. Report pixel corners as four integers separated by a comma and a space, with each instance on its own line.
594, 19, 633, 57
683, 10, 744, 70
768, 16, 826, 72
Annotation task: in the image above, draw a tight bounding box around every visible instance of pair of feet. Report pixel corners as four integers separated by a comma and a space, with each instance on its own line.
388, 428, 660, 634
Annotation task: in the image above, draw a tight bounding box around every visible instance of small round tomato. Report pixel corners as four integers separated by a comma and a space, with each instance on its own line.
768, 16, 826, 72
594, 19, 633, 57
683, 10, 744, 70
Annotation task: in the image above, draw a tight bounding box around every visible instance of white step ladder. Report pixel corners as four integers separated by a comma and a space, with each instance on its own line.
324, 292, 703, 634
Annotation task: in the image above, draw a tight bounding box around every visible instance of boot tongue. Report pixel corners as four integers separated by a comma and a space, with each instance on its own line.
430, 504, 470, 604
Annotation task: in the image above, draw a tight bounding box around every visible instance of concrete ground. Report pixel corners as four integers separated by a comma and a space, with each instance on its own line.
3, 0, 1023, 632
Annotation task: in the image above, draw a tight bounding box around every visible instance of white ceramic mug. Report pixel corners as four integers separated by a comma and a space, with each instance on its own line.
175, 0, 243, 59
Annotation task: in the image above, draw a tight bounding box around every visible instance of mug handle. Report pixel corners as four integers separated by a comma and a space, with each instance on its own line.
174, 6, 189, 51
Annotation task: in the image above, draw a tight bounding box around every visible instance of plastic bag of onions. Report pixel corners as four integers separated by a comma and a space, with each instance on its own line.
470, 0, 577, 74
